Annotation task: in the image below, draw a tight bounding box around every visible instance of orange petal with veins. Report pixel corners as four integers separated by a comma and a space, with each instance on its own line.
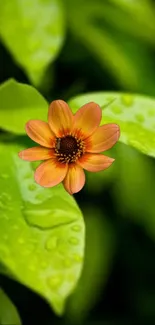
48, 100, 73, 137
77, 153, 114, 172
18, 147, 55, 161
63, 164, 85, 195
73, 102, 102, 139
34, 158, 68, 187
26, 120, 55, 148
85, 124, 120, 153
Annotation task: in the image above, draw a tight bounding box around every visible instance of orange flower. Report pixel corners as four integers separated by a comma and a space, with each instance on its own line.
18, 100, 120, 194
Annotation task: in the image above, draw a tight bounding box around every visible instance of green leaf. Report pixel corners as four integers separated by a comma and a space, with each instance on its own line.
0, 79, 48, 134
67, 1, 155, 93
68, 92, 155, 158
66, 209, 116, 323
69, 14, 137, 89
0, 288, 21, 325
0, 142, 85, 315
0, 0, 65, 85
96, 1, 155, 46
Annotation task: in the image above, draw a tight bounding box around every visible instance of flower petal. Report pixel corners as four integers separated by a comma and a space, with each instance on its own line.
18, 147, 55, 161
63, 164, 85, 195
73, 102, 102, 139
34, 158, 68, 188
48, 100, 73, 137
26, 120, 55, 148
77, 153, 114, 172
85, 124, 120, 153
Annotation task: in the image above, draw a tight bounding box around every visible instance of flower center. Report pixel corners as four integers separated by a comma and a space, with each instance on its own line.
55, 135, 85, 163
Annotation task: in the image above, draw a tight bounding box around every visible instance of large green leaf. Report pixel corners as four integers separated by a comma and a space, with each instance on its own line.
65, 209, 116, 323
0, 79, 48, 134
0, 288, 21, 325
0, 142, 84, 315
68, 92, 155, 158
0, 0, 65, 85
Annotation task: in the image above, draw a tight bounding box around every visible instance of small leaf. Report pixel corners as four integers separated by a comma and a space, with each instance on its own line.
0, 288, 21, 325
68, 92, 155, 158
0, 0, 65, 85
0, 142, 85, 315
0, 79, 48, 134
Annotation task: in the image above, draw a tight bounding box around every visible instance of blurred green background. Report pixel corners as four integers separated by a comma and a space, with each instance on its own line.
1, 0, 155, 324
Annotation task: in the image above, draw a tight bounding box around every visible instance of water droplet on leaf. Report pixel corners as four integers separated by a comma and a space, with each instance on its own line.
24, 172, 32, 179
69, 237, 79, 245
35, 193, 44, 201
64, 258, 72, 267
135, 114, 145, 123
71, 225, 81, 232
73, 254, 83, 262
28, 184, 37, 191
47, 275, 62, 289
121, 94, 133, 106
24, 208, 77, 229
45, 236, 58, 251
111, 106, 122, 114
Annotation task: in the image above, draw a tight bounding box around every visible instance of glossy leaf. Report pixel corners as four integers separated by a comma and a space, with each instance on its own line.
0, 79, 48, 134
66, 209, 116, 323
0, 142, 85, 315
0, 288, 21, 325
0, 0, 65, 85
68, 92, 155, 158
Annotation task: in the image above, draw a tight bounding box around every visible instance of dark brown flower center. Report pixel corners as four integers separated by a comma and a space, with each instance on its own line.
55, 135, 85, 163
